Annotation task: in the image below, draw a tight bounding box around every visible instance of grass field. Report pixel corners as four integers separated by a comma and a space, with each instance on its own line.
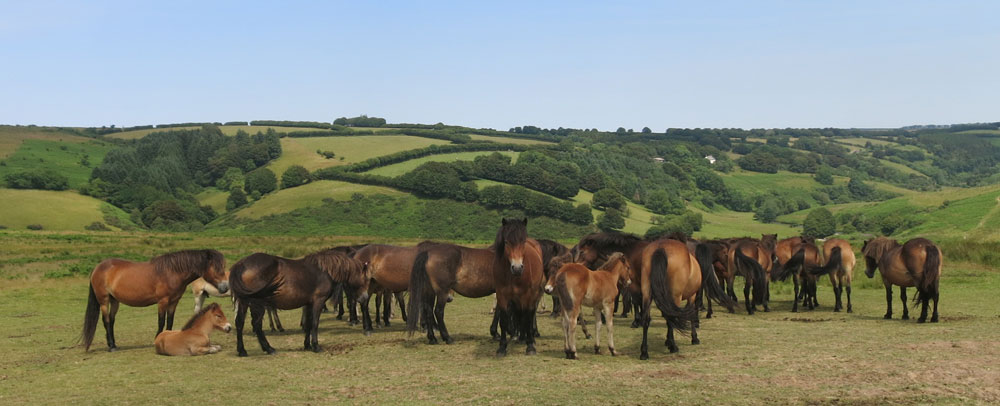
106, 125, 333, 140
232, 180, 406, 219
195, 189, 230, 214
266, 136, 448, 175
0, 126, 99, 158
0, 190, 131, 231
0, 231, 997, 405
466, 134, 554, 145
366, 151, 520, 177
0, 139, 114, 189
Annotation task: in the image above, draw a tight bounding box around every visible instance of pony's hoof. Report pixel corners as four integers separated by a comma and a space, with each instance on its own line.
107, 347, 118, 353
443, 336, 454, 345
364, 330, 372, 337
526, 347, 537, 356
312, 346, 322, 353
427, 337, 438, 345
931, 315, 939, 323
668, 346, 679, 354
277, 327, 285, 332
336, 315, 344, 320
883, 314, 892, 319
639, 352, 649, 360
901, 315, 910, 320
496, 349, 507, 358
792, 308, 798, 313
565, 350, 576, 359
265, 349, 276, 355
917, 318, 926, 323
847, 307, 853, 313
609, 348, 617, 356
705, 313, 713, 319
692, 338, 701, 345
630, 320, 640, 328
585, 334, 592, 340
594, 346, 601, 354
237, 351, 248, 357
834, 308, 841, 313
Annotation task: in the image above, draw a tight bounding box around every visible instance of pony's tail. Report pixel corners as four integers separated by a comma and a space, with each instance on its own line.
735, 249, 767, 306
406, 251, 431, 335
649, 248, 695, 331
918, 244, 942, 303
772, 248, 804, 282
810, 246, 842, 276
229, 261, 280, 300
81, 282, 99, 352
553, 272, 573, 318
696, 243, 735, 312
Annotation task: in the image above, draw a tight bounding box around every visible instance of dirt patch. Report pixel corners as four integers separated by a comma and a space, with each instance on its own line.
938, 315, 974, 322
783, 317, 833, 322
323, 342, 355, 355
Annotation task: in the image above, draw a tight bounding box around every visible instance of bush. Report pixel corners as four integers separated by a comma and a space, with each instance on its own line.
803, 208, 836, 238
597, 208, 625, 231
245, 168, 277, 195
814, 166, 834, 185
281, 165, 312, 189
4, 169, 69, 190
26, 224, 43, 230
227, 188, 248, 210
592, 188, 626, 211
84, 222, 110, 231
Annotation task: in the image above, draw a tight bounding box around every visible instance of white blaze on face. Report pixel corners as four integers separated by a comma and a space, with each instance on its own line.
544, 284, 553, 293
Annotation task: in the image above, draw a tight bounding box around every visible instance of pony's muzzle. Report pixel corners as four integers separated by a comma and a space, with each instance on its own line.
216, 281, 230, 294
510, 264, 524, 276
223, 324, 232, 333
544, 284, 553, 294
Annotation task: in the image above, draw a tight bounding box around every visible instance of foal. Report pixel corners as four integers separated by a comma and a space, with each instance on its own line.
545, 252, 632, 359
154, 303, 232, 356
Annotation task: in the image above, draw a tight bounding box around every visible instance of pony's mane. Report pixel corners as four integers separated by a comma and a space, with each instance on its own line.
760, 234, 778, 250
597, 252, 627, 272
579, 232, 643, 254
863, 237, 900, 261
306, 250, 366, 282
494, 218, 527, 263
182, 302, 220, 330
151, 249, 224, 276
325, 244, 368, 257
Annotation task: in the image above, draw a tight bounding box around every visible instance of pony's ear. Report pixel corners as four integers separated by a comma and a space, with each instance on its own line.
502, 218, 508, 225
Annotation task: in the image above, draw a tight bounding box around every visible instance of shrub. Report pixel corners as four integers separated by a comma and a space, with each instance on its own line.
245, 168, 277, 195
592, 188, 627, 211
84, 222, 110, 231
803, 208, 836, 238
4, 169, 70, 190
26, 224, 43, 230
227, 188, 248, 210
597, 208, 625, 231
281, 165, 312, 189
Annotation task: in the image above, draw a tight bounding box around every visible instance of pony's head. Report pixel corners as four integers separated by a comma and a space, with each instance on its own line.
153, 249, 228, 294
598, 252, 632, 288
311, 250, 371, 303
760, 234, 778, 252
862, 237, 898, 278
184, 303, 231, 333
202, 250, 229, 294
496, 218, 528, 276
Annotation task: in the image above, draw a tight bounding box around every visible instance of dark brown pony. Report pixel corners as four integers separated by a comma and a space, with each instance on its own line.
81, 249, 227, 352
352, 244, 418, 333
326, 244, 368, 324
407, 218, 545, 356
537, 239, 571, 316
862, 237, 942, 323
229, 249, 370, 356
696, 239, 736, 312
726, 234, 775, 314
772, 237, 822, 312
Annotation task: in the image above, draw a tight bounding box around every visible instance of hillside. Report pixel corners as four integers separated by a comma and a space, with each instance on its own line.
0, 189, 133, 231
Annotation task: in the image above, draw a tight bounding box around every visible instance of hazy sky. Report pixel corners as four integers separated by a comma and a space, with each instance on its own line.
2, 1, 997, 130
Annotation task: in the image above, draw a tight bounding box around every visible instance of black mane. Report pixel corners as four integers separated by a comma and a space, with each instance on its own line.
494, 218, 528, 263
151, 249, 224, 277
578, 231, 644, 255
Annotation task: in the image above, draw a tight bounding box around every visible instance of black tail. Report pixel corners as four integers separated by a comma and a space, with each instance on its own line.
918, 245, 941, 303
406, 250, 431, 335
772, 248, 805, 282
735, 249, 767, 306
648, 248, 696, 331
229, 260, 281, 300
81, 282, 99, 352
696, 243, 735, 312
809, 246, 842, 276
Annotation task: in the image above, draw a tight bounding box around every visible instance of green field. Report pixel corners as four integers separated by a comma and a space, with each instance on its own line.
0, 139, 114, 189
107, 125, 332, 140
266, 135, 448, 175
0, 189, 130, 231
0, 126, 98, 158
195, 189, 230, 214
233, 180, 405, 219
0, 231, 997, 404
467, 134, 554, 145
368, 151, 520, 177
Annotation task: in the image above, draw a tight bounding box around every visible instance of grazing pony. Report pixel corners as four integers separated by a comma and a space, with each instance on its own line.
154, 303, 231, 356
353, 244, 418, 334
545, 252, 632, 358
191, 276, 284, 332
726, 235, 775, 314
772, 238, 822, 312
229, 249, 370, 356
811, 239, 856, 312
407, 218, 544, 356
862, 237, 942, 323
81, 249, 227, 352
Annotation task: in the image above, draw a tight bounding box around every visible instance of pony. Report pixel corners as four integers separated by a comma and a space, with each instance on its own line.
229, 249, 370, 356
324, 244, 368, 324
407, 218, 544, 356
862, 237, 942, 323
352, 244, 418, 334
639, 238, 732, 359
726, 235, 775, 314
809, 239, 856, 312
575, 232, 648, 328
545, 252, 632, 359
772, 237, 822, 312
537, 239, 571, 316
153, 303, 231, 356
191, 276, 284, 332
695, 239, 736, 314
81, 249, 227, 352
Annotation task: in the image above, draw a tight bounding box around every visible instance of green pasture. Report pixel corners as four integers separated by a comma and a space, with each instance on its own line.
466, 134, 554, 145
0, 139, 113, 189
106, 125, 332, 140
0, 190, 131, 231
0, 230, 997, 405
267, 135, 448, 175
232, 180, 405, 219
366, 151, 520, 177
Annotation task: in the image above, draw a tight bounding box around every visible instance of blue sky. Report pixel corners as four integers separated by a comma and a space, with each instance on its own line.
2, 1, 997, 130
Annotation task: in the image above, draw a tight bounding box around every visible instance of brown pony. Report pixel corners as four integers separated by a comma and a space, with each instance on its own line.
545, 252, 632, 359
575, 232, 649, 328
154, 303, 231, 356
863, 237, 942, 323
81, 249, 227, 352
353, 244, 418, 334
229, 249, 370, 356
812, 239, 856, 313
407, 218, 544, 356
726, 235, 775, 314
772, 238, 822, 312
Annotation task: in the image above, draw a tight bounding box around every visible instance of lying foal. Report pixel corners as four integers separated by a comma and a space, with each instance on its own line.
154, 303, 232, 356
545, 252, 632, 359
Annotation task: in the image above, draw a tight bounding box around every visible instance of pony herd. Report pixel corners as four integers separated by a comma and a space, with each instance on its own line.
79, 219, 943, 360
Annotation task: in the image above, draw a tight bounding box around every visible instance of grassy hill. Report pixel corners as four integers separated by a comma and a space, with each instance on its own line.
229, 180, 405, 219
369, 151, 520, 177
267, 135, 448, 175
107, 125, 332, 139
0, 138, 114, 189
0, 189, 133, 231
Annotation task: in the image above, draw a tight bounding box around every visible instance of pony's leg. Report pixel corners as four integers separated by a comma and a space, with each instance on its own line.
335, 284, 346, 320
845, 283, 853, 313
235, 301, 249, 356
561, 311, 573, 359
166, 301, 178, 331
423, 296, 439, 345
579, 315, 591, 339
194, 291, 205, 314
496, 306, 510, 357
612, 291, 620, 316
249, 303, 274, 354
917, 292, 929, 323
309, 300, 323, 352
551, 295, 561, 318
690, 301, 700, 345
882, 282, 893, 319
762, 280, 771, 312
705, 285, 714, 319
347, 290, 360, 325
604, 302, 617, 356
931, 291, 939, 323
521, 307, 537, 355
792, 274, 800, 313
271, 306, 284, 332
727, 274, 738, 305
665, 322, 679, 354
639, 297, 652, 360
743, 278, 754, 315
433, 296, 453, 344
156, 300, 167, 336
381, 292, 392, 326
490, 310, 501, 341
395, 292, 408, 322
265, 306, 276, 332
104, 299, 120, 351
630, 292, 642, 328
360, 293, 374, 336
620, 290, 631, 318
301, 305, 313, 350
811, 281, 819, 308
899, 286, 909, 320
592, 306, 603, 354
374, 291, 383, 327
566, 306, 579, 359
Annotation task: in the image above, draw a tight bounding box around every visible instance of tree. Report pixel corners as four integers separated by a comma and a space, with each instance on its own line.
245, 168, 277, 195
645, 190, 684, 215
227, 188, 247, 211
592, 188, 626, 211
814, 166, 834, 185
216, 167, 244, 190
597, 208, 625, 231
755, 199, 781, 223
641, 127, 652, 134
847, 177, 874, 200
281, 165, 311, 189
803, 207, 836, 238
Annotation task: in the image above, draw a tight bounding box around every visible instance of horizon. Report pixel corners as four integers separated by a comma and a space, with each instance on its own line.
2, 1, 998, 131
